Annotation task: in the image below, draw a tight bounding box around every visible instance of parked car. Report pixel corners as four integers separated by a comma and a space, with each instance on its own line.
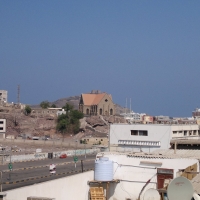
59, 154, 67, 159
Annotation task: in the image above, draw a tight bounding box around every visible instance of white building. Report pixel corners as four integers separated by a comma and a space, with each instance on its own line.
0, 119, 6, 138
96, 152, 199, 200
0, 119, 6, 133
56, 109, 66, 116
109, 124, 200, 153
0, 90, 8, 102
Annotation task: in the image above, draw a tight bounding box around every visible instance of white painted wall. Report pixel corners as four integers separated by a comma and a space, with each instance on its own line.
5, 171, 94, 200
109, 124, 171, 153
109, 124, 200, 153
97, 152, 199, 200
0, 119, 6, 133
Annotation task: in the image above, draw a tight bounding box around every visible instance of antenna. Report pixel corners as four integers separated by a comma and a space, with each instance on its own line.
17, 85, 20, 104
167, 176, 193, 200
130, 98, 131, 113
143, 188, 160, 200
126, 98, 127, 114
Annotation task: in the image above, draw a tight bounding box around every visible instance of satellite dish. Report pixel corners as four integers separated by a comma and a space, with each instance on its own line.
143, 188, 160, 200
167, 176, 193, 200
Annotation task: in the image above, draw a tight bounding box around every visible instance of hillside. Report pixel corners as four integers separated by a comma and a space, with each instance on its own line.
1, 96, 127, 139
32, 95, 126, 115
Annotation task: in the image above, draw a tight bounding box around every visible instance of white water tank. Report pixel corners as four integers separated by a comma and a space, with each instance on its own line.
94, 157, 113, 181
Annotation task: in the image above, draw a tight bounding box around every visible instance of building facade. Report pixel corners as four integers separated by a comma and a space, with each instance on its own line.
0, 90, 8, 102
109, 124, 200, 153
0, 119, 6, 135
79, 91, 115, 116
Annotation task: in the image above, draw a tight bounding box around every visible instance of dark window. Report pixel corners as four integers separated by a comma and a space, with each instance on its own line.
99, 109, 102, 115
184, 131, 187, 136
131, 130, 148, 136
131, 130, 138, 135
0, 127, 3, 130
173, 131, 177, 134
105, 99, 108, 102
139, 130, 148, 136
0, 121, 3, 124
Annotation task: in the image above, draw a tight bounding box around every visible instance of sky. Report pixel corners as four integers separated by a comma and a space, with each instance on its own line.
1, 1, 200, 117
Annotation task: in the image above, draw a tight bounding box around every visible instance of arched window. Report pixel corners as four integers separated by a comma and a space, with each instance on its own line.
86, 109, 89, 115
99, 108, 102, 115
110, 109, 113, 115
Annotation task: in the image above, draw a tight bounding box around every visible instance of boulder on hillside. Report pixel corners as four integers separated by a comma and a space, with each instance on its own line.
86, 116, 105, 127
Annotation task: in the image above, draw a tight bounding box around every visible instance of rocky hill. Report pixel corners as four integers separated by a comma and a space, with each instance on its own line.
32, 95, 126, 115
0, 96, 127, 139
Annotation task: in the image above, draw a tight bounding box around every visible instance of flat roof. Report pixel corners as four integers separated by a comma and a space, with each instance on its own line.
152, 149, 200, 160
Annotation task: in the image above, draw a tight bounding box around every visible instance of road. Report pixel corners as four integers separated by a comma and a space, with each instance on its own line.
0, 155, 96, 191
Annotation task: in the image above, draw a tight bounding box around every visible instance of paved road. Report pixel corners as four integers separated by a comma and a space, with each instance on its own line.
0, 155, 96, 191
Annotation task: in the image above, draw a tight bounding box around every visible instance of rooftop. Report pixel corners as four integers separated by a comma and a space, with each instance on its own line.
152, 149, 200, 160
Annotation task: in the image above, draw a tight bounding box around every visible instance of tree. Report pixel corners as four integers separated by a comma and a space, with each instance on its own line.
24, 105, 31, 115
40, 101, 50, 109
62, 103, 74, 112
56, 105, 84, 135
51, 104, 56, 108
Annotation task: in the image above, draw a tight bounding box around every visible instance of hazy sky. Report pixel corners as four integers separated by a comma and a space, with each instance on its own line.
1, 1, 200, 117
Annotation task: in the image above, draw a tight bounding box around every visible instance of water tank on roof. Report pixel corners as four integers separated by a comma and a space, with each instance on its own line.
94, 157, 113, 181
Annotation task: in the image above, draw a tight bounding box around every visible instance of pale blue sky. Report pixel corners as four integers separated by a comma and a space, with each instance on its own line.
1, 1, 200, 117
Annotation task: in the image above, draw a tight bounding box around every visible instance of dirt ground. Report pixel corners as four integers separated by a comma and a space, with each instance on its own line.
0, 137, 91, 155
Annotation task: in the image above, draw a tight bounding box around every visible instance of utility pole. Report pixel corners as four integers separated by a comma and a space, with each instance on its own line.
17, 85, 20, 105
0, 171, 2, 192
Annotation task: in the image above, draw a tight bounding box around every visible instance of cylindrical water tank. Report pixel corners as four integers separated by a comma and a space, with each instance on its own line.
94, 157, 113, 181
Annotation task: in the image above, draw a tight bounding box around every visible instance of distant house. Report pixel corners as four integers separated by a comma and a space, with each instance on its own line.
79, 90, 115, 116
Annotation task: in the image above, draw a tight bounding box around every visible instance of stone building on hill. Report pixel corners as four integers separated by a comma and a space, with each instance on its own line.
79, 90, 115, 116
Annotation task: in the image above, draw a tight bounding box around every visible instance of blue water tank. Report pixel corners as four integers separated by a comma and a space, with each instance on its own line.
94, 157, 113, 181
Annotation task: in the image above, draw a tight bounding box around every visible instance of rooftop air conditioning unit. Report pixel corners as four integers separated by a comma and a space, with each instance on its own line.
27, 197, 56, 200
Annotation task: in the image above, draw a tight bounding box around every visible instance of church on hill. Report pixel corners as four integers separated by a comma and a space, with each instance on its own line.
79, 90, 115, 116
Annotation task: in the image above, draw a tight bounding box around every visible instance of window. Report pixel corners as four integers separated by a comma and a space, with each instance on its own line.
178, 131, 182, 133
131, 130, 148, 136
184, 131, 187, 136
0, 127, 3, 130
131, 130, 138, 135
99, 108, 102, 115
173, 131, 177, 134
139, 130, 148, 136
0, 121, 3, 124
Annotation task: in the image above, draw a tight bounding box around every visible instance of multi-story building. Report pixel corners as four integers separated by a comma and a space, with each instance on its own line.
192, 108, 200, 118
79, 90, 115, 116
109, 124, 200, 153
0, 90, 8, 102
0, 119, 6, 137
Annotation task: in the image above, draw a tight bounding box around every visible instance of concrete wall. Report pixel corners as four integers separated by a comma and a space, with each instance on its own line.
171, 124, 199, 138
0, 138, 93, 149
98, 153, 199, 200
5, 171, 94, 200
2, 148, 100, 163
109, 124, 200, 153
109, 124, 171, 153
